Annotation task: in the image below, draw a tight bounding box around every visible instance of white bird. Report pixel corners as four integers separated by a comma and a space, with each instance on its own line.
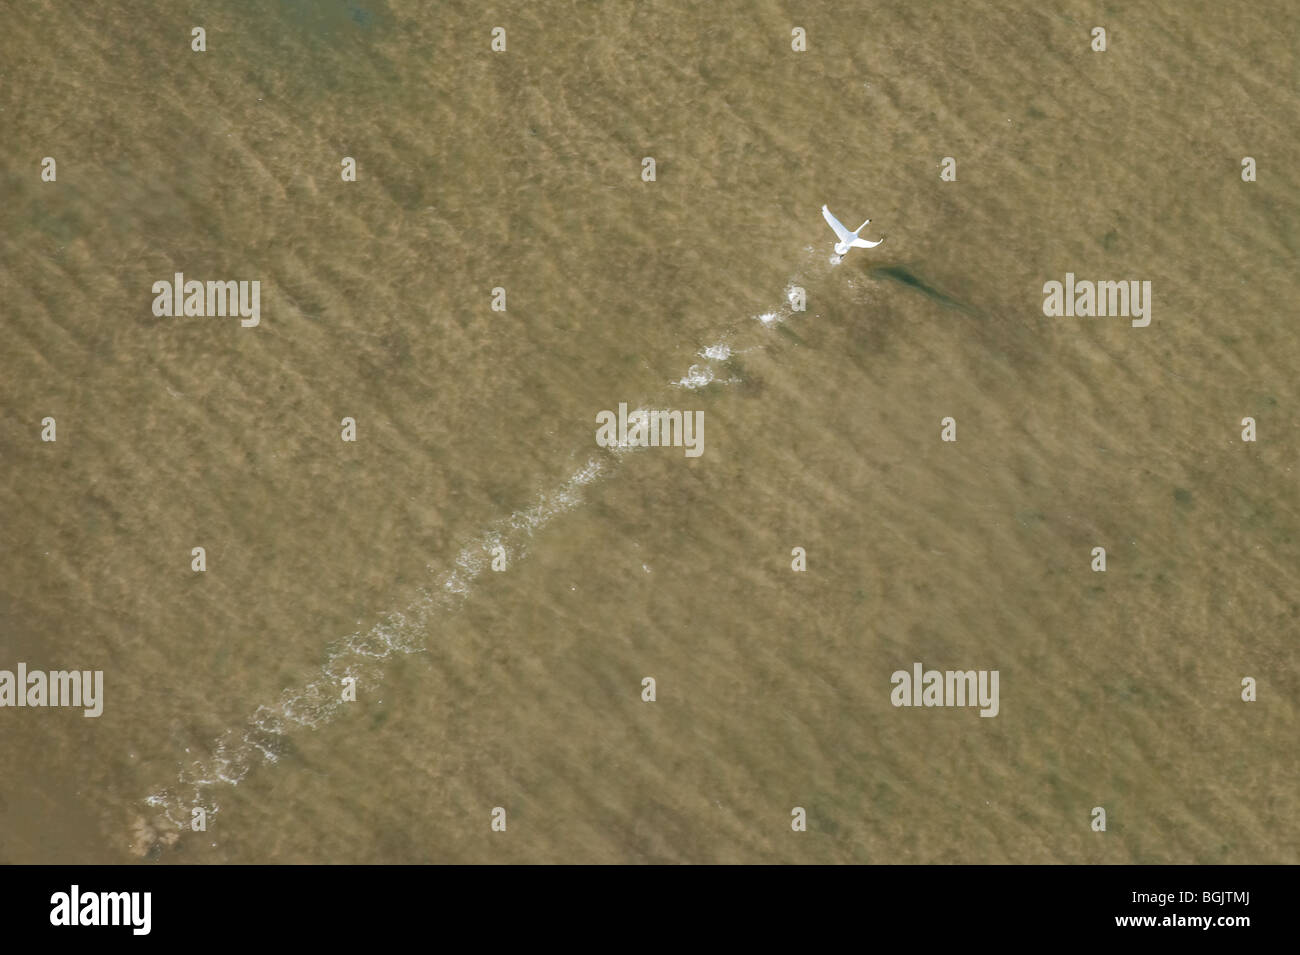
822, 204, 884, 255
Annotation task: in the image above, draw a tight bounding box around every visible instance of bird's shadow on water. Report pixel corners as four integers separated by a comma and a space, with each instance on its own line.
856, 261, 1044, 380
822, 259, 1030, 378
866, 263, 980, 316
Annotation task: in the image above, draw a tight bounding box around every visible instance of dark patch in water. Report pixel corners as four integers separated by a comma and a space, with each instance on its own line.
869, 265, 976, 314
775, 323, 806, 346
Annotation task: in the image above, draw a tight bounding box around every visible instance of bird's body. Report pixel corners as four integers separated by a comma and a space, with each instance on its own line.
822, 205, 884, 256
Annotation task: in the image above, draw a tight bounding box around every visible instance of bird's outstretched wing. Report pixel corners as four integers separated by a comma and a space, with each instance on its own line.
821, 205, 854, 243
852, 235, 884, 249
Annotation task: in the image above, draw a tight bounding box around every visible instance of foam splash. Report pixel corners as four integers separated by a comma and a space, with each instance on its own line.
675, 364, 715, 389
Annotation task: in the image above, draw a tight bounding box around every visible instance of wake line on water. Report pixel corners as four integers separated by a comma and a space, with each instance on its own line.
134, 247, 833, 855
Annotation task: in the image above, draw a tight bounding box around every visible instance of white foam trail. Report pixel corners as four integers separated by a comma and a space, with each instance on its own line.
140, 408, 720, 840
139, 246, 834, 850
141, 453, 615, 835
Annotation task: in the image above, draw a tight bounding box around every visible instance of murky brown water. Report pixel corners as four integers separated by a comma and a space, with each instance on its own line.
1, 0, 1297, 864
